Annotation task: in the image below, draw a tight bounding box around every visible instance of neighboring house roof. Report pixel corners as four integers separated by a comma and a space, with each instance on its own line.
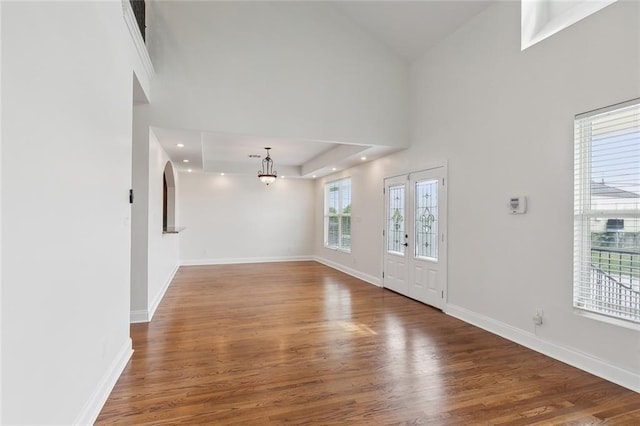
591, 180, 639, 198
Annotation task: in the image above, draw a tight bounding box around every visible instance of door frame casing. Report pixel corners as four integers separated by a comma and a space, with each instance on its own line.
382, 161, 448, 308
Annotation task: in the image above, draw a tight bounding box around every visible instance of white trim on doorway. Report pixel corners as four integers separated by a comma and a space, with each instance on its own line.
382, 161, 448, 308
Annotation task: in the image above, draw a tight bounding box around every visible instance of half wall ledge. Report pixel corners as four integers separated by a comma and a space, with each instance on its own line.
163, 226, 185, 234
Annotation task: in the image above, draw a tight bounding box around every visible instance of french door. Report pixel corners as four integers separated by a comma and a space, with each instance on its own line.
383, 167, 447, 309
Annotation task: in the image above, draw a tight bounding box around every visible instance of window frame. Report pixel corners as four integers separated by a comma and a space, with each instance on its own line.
573, 98, 640, 329
324, 178, 352, 252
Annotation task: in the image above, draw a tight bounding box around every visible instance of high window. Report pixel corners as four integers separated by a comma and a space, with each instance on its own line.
130, 0, 146, 41
325, 178, 351, 252
574, 99, 640, 326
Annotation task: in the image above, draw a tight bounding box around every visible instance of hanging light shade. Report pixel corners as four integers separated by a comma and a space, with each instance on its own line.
258, 147, 277, 185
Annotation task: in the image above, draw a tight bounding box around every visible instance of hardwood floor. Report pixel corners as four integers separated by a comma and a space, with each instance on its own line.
97, 262, 640, 425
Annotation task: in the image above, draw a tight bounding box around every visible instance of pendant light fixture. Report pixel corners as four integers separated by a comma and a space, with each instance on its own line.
258, 147, 277, 185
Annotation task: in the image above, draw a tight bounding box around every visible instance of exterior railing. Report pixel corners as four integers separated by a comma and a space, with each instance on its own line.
130, 0, 145, 41
590, 247, 639, 321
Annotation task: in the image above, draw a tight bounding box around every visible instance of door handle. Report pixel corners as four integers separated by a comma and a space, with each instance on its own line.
402, 242, 408, 247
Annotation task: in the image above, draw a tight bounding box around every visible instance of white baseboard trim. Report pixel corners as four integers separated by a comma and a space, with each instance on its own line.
130, 263, 179, 324
73, 338, 133, 426
130, 309, 149, 324
180, 255, 313, 266
313, 256, 381, 287
445, 304, 640, 393
147, 263, 179, 322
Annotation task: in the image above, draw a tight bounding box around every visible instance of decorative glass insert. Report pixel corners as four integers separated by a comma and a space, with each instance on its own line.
387, 184, 405, 254
415, 179, 438, 260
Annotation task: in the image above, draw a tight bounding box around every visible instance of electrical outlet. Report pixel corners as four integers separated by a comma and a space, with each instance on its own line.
532, 308, 543, 326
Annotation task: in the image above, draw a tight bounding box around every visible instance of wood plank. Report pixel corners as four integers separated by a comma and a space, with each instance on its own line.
96, 262, 640, 424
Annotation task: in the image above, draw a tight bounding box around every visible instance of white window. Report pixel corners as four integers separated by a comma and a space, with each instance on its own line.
574, 99, 640, 326
521, 0, 617, 50
325, 178, 351, 252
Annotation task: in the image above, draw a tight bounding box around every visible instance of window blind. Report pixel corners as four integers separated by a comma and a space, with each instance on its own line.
324, 178, 351, 252
574, 99, 640, 324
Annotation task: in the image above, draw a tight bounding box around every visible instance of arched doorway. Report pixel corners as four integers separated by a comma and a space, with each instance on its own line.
163, 161, 176, 232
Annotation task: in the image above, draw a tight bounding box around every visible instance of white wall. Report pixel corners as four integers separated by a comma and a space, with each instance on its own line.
147, 1, 409, 149
2, 2, 134, 424
130, 118, 180, 322
0, 1, 3, 420
180, 173, 314, 264
314, 1, 640, 390
147, 132, 180, 314
314, 162, 387, 285
131, 104, 150, 315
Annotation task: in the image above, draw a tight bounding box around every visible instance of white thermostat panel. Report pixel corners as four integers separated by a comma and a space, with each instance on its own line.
509, 196, 527, 214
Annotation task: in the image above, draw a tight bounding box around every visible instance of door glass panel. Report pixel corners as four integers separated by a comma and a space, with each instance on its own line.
415, 179, 438, 260
387, 184, 406, 255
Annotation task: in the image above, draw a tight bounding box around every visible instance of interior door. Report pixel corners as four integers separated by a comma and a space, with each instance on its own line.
383, 167, 447, 310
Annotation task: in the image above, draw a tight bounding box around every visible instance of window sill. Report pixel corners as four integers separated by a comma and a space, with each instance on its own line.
324, 246, 351, 254
163, 226, 185, 234
573, 308, 640, 331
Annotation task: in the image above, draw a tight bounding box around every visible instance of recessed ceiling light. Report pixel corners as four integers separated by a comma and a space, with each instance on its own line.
281, 176, 285, 179
332, 167, 337, 171
312, 175, 316, 178
183, 159, 189, 163
220, 172, 225, 176
361, 156, 367, 161
187, 169, 192, 173
176, 143, 184, 148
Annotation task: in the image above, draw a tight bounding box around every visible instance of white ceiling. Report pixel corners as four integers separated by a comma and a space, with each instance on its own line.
201, 132, 347, 177
154, 126, 383, 178
333, 1, 494, 61
154, 1, 494, 178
